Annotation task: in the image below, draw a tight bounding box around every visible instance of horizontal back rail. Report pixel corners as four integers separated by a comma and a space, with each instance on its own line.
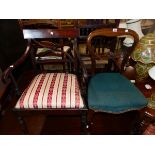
23, 28, 80, 39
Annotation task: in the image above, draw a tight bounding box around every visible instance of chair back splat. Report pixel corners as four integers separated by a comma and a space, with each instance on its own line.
77, 20, 120, 76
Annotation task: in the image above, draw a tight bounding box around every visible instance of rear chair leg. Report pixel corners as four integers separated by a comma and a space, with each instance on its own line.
87, 110, 95, 135
80, 111, 87, 134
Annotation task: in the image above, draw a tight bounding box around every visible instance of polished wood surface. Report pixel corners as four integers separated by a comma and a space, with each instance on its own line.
140, 107, 155, 134
143, 107, 155, 119
23, 28, 79, 39
120, 66, 155, 134
135, 79, 155, 134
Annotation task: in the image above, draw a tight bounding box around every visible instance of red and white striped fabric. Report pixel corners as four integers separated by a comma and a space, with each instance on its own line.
15, 73, 84, 109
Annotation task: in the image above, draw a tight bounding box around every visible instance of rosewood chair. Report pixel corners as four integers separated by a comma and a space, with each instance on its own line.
83, 28, 148, 134
1, 20, 87, 134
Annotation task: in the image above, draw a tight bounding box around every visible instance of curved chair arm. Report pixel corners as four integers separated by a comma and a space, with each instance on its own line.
1, 40, 32, 83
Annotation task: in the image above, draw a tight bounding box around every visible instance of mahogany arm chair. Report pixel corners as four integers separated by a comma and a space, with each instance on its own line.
1, 20, 87, 134
83, 28, 148, 134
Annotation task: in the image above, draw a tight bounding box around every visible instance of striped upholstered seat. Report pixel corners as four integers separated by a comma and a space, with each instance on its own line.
15, 73, 84, 109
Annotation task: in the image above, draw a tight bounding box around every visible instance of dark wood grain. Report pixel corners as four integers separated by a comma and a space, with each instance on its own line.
23, 28, 79, 39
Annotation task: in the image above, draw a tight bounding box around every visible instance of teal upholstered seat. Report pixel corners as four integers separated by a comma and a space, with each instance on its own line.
88, 73, 147, 113
85, 28, 148, 134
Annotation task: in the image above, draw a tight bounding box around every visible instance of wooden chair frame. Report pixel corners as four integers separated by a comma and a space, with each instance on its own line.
2, 28, 88, 134
82, 28, 143, 134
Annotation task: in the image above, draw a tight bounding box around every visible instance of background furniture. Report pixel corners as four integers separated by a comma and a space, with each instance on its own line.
19, 19, 120, 73
77, 20, 120, 73
134, 78, 155, 134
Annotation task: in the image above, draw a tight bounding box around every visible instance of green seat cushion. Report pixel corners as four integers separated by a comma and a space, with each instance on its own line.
88, 73, 147, 113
